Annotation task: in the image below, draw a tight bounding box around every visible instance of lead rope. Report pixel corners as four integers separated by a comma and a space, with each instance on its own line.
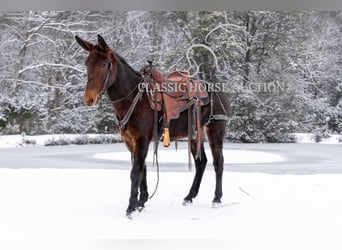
149, 150, 160, 199
149, 82, 160, 199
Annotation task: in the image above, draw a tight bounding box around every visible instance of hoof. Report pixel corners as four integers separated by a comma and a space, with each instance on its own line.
126, 207, 136, 219
212, 197, 222, 209
212, 201, 222, 209
137, 205, 145, 212
126, 209, 141, 219
126, 205, 145, 219
126, 211, 133, 219
182, 199, 193, 206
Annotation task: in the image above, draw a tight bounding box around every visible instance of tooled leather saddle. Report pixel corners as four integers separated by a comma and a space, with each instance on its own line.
140, 61, 208, 159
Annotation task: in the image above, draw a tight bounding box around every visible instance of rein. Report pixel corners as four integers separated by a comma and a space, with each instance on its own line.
112, 89, 143, 131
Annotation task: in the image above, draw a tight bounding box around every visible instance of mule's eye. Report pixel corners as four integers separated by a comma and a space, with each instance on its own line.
100, 63, 107, 68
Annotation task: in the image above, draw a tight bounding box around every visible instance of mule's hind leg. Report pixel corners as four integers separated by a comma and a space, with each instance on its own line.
206, 121, 226, 204
183, 140, 208, 205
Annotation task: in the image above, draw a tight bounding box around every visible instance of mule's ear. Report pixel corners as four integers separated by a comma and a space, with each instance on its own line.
75, 36, 94, 51
97, 35, 108, 51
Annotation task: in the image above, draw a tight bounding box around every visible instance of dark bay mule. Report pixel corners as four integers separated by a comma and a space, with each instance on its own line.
75, 35, 230, 217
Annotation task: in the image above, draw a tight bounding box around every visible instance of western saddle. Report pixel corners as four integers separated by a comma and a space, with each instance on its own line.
140, 61, 209, 159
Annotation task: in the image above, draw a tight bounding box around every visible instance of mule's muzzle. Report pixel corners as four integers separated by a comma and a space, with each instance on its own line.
84, 92, 99, 107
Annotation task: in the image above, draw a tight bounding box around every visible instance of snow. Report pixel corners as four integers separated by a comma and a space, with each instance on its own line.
1, 133, 341, 149
293, 133, 316, 143
0, 134, 59, 147
0, 134, 121, 148
293, 133, 342, 144
0, 168, 341, 249
319, 134, 342, 144
1, 134, 342, 249
95, 149, 285, 164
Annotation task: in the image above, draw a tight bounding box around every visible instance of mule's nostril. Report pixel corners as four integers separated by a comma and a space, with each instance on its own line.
84, 98, 94, 106
88, 98, 94, 106
84, 93, 99, 106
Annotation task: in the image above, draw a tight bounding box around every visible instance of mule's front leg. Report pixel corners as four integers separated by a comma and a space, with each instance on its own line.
137, 166, 149, 208
127, 167, 143, 216
126, 140, 149, 217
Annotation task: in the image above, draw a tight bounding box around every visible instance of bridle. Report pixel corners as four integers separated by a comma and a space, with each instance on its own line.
100, 61, 113, 95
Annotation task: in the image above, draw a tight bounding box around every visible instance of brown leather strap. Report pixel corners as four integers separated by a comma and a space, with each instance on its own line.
114, 89, 143, 131
195, 99, 202, 160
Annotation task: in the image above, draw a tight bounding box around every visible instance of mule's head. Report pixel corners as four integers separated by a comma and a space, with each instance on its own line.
75, 35, 116, 106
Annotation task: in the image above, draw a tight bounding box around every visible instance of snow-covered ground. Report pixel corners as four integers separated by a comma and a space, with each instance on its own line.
0, 168, 341, 249
0, 133, 121, 148
294, 133, 342, 144
94, 148, 285, 164
0, 134, 342, 249
0, 132, 341, 148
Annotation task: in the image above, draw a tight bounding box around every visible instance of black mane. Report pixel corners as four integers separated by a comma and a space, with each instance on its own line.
115, 53, 142, 79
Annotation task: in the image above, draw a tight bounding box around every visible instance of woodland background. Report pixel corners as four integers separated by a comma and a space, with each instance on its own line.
0, 11, 341, 142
